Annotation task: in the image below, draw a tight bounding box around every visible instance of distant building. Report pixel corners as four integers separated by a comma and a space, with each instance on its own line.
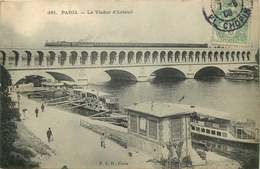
125, 102, 194, 162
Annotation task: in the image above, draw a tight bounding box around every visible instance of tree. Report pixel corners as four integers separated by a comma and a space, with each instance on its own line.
0, 65, 20, 167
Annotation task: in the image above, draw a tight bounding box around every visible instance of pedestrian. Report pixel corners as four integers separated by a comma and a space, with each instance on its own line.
41, 103, 45, 112
152, 148, 157, 161
47, 128, 53, 143
35, 108, 39, 118
100, 133, 106, 148
161, 144, 169, 166
22, 108, 27, 120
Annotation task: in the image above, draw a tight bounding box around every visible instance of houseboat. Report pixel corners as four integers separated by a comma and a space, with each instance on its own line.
176, 105, 260, 145
225, 69, 255, 81
69, 88, 119, 114
185, 104, 260, 164
190, 115, 259, 145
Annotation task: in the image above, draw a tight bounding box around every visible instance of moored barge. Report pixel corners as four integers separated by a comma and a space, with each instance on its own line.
225, 69, 256, 81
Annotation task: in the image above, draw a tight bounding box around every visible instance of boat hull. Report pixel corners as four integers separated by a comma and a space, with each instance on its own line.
191, 132, 258, 157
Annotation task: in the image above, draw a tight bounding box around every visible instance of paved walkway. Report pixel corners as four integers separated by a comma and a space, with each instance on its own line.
13, 94, 153, 169
11, 93, 241, 169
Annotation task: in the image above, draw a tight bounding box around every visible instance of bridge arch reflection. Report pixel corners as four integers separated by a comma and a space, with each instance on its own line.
194, 66, 225, 79
151, 67, 186, 81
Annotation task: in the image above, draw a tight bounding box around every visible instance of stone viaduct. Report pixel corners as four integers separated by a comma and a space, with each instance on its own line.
0, 43, 257, 84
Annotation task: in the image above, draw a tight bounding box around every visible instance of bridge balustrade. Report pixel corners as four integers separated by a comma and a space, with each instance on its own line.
0, 48, 255, 68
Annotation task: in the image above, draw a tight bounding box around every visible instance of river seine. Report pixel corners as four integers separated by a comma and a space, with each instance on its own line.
89, 78, 260, 126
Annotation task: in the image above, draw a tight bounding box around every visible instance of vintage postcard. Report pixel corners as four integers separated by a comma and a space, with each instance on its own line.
0, 0, 259, 169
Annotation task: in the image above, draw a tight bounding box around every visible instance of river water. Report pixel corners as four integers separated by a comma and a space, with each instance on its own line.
89, 78, 260, 126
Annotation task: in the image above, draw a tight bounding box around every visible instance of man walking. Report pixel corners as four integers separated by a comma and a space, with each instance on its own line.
100, 133, 106, 148
22, 108, 27, 120
35, 107, 39, 118
47, 128, 53, 143
161, 144, 169, 166
41, 103, 45, 112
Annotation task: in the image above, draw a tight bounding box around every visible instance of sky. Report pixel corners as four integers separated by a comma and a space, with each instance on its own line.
0, 0, 259, 48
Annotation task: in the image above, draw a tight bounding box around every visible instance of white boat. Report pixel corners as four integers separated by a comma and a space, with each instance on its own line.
187, 105, 259, 145
225, 69, 255, 81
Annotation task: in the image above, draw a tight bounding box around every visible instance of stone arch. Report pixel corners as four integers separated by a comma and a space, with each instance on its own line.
208, 51, 213, 62
151, 67, 186, 81
15, 75, 48, 86
41, 51, 50, 66
136, 51, 143, 64
231, 51, 235, 61
81, 51, 88, 64
202, 51, 206, 62
70, 51, 78, 65
175, 51, 180, 62
246, 51, 250, 61
181, 51, 187, 62
49, 51, 56, 65
220, 51, 224, 62
242, 51, 246, 61
194, 66, 225, 79
236, 51, 240, 61
226, 51, 230, 61
20, 51, 27, 66
25, 51, 32, 66
214, 51, 218, 62
119, 51, 126, 65
13, 50, 20, 66
91, 51, 98, 64
105, 69, 137, 82
60, 51, 67, 65
0, 50, 6, 65
188, 51, 194, 62
167, 51, 173, 63
160, 51, 166, 63
109, 51, 117, 64
195, 51, 200, 62
37, 51, 44, 66
128, 51, 134, 64
144, 51, 151, 63
100, 51, 108, 65
12, 71, 55, 85
152, 51, 158, 63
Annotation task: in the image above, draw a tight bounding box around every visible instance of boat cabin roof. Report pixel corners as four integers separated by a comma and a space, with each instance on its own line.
126, 102, 233, 121
228, 69, 254, 73
72, 88, 111, 97
177, 104, 233, 122
125, 102, 193, 118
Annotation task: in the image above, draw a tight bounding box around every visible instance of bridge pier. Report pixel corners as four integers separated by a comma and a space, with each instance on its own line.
135, 75, 151, 82
186, 73, 195, 79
